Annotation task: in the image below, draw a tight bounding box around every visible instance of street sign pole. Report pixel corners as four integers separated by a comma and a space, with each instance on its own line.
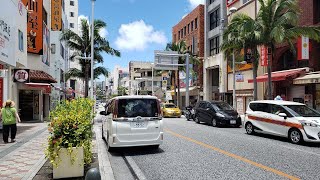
186, 53, 189, 107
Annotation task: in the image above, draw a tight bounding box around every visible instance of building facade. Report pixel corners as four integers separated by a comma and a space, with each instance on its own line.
172, 5, 205, 107
203, 0, 228, 103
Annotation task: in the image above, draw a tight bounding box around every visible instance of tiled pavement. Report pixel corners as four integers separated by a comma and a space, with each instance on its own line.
0, 123, 48, 180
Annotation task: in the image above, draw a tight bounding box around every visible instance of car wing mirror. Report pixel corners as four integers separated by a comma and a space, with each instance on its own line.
100, 111, 107, 116
278, 113, 287, 119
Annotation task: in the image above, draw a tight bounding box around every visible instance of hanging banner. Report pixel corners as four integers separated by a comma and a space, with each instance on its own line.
260, 46, 268, 66
22, 0, 43, 54
297, 36, 310, 60
51, 0, 62, 31
42, 22, 50, 65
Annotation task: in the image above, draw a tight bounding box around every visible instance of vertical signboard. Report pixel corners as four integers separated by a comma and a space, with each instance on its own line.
42, 22, 50, 65
260, 46, 268, 66
22, 0, 43, 54
0, 65, 3, 106
0, 1, 15, 66
51, 0, 62, 31
297, 36, 310, 60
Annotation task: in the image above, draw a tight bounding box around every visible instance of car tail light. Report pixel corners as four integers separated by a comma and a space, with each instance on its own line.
160, 134, 163, 140
113, 99, 118, 119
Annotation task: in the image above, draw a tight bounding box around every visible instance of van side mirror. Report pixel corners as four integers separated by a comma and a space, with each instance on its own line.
278, 113, 287, 119
100, 111, 108, 116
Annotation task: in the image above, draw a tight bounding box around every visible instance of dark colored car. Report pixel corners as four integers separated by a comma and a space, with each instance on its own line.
194, 101, 241, 127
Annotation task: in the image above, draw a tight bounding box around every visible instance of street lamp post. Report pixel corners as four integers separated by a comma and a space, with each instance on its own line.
90, 0, 96, 99
151, 63, 154, 96
230, 7, 238, 109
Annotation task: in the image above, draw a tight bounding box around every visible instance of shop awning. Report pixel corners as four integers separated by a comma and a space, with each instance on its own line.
25, 83, 52, 94
248, 68, 307, 83
293, 72, 320, 84
30, 70, 57, 83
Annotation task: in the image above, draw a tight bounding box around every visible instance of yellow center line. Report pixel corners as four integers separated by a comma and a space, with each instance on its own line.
164, 129, 300, 180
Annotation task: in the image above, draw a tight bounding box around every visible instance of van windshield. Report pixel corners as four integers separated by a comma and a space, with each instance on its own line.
165, 104, 176, 108
284, 105, 320, 117
118, 99, 159, 118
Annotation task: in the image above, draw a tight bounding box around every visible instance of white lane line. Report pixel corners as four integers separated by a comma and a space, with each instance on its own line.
124, 155, 147, 180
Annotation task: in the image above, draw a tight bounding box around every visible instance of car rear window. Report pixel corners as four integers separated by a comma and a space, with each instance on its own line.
165, 104, 176, 108
117, 99, 159, 117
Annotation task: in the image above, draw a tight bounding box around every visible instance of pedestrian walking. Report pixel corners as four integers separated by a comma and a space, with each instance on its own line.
0, 100, 21, 143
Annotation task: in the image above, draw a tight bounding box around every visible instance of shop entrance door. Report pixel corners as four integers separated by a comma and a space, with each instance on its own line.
19, 90, 34, 121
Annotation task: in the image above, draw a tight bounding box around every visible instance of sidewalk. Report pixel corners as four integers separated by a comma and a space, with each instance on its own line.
0, 115, 114, 180
0, 122, 48, 180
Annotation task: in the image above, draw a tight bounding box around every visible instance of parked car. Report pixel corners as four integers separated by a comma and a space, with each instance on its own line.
194, 101, 241, 127
160, 103, 181, 118
100, 95, 163, 151
244, 100, 320, 144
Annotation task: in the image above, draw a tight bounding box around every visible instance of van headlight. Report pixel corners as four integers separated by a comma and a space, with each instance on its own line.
216, 112, 225, 118
301, 122, 319, 127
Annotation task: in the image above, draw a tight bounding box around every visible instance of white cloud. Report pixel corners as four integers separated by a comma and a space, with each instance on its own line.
188, 0, 204, 10
99, 28, 108, 38
182, 14, 188, 19
115, 20, 168, 51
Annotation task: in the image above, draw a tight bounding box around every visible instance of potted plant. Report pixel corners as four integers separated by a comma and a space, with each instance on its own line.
45, 98, 94, 179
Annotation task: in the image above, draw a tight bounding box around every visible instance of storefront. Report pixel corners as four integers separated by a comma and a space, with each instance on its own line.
17, 70, 56, 122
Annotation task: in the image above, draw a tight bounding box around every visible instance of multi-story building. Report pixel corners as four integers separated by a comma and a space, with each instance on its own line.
172, 5, 205, 107
203, 0, 228, 103
225, 0, 320, 113
65, 0, 84, 97
111, 65, 129, 95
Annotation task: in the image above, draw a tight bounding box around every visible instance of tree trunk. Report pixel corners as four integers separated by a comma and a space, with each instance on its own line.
253, 49, 258, 100
84, 64, 89, 97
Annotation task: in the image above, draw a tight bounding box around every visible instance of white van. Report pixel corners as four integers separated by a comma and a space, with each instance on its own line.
100, 95, 163, 151
244, 100, 320, 144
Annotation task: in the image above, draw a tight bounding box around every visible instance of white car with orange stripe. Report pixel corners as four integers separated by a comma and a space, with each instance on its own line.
244, 100, 320, 144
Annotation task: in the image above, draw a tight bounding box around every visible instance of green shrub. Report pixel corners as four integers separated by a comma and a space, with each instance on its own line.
45, 98, 94, 167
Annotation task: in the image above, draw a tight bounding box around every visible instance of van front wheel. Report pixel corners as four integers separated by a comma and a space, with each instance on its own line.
245, 122, 255, 135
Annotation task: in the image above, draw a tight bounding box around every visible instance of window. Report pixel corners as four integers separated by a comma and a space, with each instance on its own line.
191, 21, 194, 31
195, 18, 198, 29
70, 0, 74, 6
18, 30, 24, 52
210, 8, 220, 30
315, 0, 320, 23
147, 71, 152, 77
249, 103, 270, 113
60, 43, 65, 59
210, 0, 215, 4
243, 0, 251, 4
178, 31, 180, 40
70, 12, 74, 17
70, 80, 76, 90
209, 36, 220, 55
188, 24, 190, 34
70, 23, 74, 28
184, 26, 186, 36
43, 8, 48, 25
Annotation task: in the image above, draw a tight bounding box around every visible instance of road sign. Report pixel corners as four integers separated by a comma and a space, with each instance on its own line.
154, 50, 179, 70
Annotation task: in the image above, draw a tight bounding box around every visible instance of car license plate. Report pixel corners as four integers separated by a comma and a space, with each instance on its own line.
230, 120, 236, 124
133, 122, 146, 128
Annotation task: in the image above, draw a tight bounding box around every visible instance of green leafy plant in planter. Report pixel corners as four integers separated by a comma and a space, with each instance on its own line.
45, 98, 94, 167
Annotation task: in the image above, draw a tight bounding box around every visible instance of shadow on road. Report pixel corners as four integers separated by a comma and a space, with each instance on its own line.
109, 146, 165, 157
248, 133, 320, 147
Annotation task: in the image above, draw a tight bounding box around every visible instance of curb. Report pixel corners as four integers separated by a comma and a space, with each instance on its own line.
23, 155, 47, 180
95, 125, 115, 180
123, 155, 147, 180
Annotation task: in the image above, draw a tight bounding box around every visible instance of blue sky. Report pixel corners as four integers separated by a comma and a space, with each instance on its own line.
78, 0, 204, 80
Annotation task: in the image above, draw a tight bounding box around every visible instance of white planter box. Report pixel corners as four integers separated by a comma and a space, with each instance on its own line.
53, 147, 84, 179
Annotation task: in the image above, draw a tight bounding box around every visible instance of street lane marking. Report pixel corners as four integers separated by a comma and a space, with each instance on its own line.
165, 129, 300, 180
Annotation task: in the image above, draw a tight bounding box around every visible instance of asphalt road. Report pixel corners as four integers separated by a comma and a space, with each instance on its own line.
101, 116, 320, 180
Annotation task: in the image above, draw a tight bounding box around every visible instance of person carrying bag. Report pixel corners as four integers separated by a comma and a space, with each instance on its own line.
0, 100, 21, 143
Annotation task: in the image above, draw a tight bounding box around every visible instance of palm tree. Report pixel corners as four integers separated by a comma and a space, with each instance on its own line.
257, 0, 320, 99
221, 13, 261, 100
222, 0, 320, 100
61, 19, 120, 97
166, 41, 200, 107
